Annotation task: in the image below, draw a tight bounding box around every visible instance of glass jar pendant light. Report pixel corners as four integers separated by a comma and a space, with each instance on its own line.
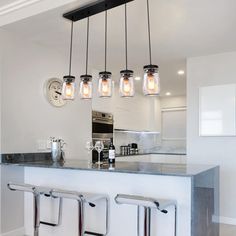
62, 21, 76, 100
120, 70, 134, 97
143, 0, 160, 96
62, 75, 76, 99
143, 64, 159, 95
80, 75, 92, 99
80, 17, 93, 99
98, 71, 112, 97
119, 4, 134, 97
98, 10, 112, 98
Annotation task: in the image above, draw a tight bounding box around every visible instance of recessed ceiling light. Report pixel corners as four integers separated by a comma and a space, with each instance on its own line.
178, 70, 185, 75
134, 76, 141, 81
165, 92, 171, 96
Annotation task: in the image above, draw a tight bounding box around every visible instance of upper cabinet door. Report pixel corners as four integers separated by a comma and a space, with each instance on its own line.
199, 84, 236, 136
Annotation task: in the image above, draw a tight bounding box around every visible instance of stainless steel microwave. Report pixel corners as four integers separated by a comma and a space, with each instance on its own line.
92, 111, 113, 139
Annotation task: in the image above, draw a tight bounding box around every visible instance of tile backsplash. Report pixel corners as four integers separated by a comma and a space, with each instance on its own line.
114, 131, 161, 154
114, 131, 186, 154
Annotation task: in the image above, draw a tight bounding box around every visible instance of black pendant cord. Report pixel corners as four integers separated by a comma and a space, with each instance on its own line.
125, 4, 128, 71
146, 0, 152, 65
85, 17, 90, 75
104, 10, 108, 72
69, 21, 74, 76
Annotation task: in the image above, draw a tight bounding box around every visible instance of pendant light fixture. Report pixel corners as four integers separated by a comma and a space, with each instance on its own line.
119, 4, 134, 97
79, 17, 93, 99
143, 0, 160, 96
98, 10, 112, 98
62, 21, 76, 100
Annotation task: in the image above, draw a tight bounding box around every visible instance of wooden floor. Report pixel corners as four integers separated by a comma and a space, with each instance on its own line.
15, 224, 236, 236
220, 224, 236, 236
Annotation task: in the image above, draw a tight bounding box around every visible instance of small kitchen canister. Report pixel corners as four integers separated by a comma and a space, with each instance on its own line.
50, 137, 66, 162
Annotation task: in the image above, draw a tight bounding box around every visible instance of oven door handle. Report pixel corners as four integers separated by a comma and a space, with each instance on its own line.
92, 118, 113, 125
92, 138, 112, 142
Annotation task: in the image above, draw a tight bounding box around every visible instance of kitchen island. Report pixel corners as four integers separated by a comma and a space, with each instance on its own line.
1, 153, 219, 236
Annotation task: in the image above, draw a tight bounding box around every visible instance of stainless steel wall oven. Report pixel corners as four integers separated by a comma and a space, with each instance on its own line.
92, 111, 114, 163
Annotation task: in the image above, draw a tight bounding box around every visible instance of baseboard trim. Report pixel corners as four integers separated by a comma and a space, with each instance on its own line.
213, 215, 236, 225
1, 227, 25, 236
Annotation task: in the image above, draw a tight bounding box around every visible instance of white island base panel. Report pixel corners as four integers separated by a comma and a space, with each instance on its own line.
24, 167, 191, 236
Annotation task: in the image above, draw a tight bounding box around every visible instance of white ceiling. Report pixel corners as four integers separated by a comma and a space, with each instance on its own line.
2, 0, 236, 96
0, 0, 42, 13
0, 0, 16, 7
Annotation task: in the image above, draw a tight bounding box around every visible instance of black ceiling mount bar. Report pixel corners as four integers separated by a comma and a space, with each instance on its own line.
63, 0, 134, 22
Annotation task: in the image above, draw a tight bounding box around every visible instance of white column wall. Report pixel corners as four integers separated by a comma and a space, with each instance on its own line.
187, 51, 236, 224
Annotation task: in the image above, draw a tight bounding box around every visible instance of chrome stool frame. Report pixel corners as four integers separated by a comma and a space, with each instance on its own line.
51, 189, 110, 236
8, 183, 63, 236
115, 194, 177, 236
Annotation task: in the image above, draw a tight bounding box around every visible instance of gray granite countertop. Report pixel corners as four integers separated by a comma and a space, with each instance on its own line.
1, 153, 217, 177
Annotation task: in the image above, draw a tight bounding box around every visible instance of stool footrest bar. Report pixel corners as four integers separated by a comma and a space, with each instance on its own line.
40, 221, 58, 227
84, 231, 104, 236
39, 197, 63, 228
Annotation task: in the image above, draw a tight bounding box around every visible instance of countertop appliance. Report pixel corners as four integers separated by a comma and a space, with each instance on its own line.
120, 143, 139, 156
92, 111, 114, 163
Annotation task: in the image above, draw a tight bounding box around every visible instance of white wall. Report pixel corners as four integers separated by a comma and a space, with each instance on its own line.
0, 31, 2, 234
0, 29, 91, 234
161, 95, 186, 109
187, 51, 236, 224
1, 166, 24, 235
0, 29, 91, 159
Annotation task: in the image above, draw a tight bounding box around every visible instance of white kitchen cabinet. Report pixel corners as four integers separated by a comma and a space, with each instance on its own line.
114, 96, 161, 132
92, 81, 161, 132
149, 154, 187, 164
117, 155, 151, 162
162, 109, 186, 140
117, 154, 186, 164
113, 95, 151, 131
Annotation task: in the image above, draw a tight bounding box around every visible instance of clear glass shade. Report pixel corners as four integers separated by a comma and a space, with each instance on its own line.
119, 70, 135, 97
62, 76, 76, 100
98, 72, 112, 97
143, 65, 160, 96
79, 75, 92, 99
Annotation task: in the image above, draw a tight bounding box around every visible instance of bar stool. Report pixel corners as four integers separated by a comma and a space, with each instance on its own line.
115, 194, 177, 236
8, 183, 62, 236
51, 189, 110, 236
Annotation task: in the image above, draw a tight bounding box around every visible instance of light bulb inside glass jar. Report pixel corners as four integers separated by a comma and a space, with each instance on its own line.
62, 75, 76, 100
143, 65, 160, 96
82, 83, 90, 96
65, 83, 73, 96
101, 80, 109, 93
79, 75, 92, 99
147, 73, 155, 90
119, 70, 134, 97
98, 71, 112, 97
